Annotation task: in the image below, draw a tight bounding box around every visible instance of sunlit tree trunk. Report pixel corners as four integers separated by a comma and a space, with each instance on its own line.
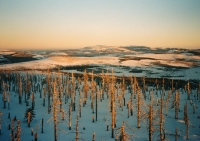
148, 104, 153, 141
184, 101, 189, 140
137, 87, 141, 128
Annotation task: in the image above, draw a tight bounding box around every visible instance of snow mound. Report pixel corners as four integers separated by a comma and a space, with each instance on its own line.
49, 52, 68, 56
33, 54, 45, 59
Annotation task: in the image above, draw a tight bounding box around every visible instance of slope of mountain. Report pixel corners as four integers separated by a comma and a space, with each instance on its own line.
0, 46, 200, 80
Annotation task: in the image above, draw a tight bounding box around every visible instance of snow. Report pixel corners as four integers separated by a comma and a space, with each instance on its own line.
0, 72, 200, 141
0, 51, 199, 80
33, 55, 45, 59
0, 56, 120, 70
83, 45, 134, 53
0, 47, 200, 140
121, 59, 154, 67
49, 52, 68, 56
83, 52, 91, 54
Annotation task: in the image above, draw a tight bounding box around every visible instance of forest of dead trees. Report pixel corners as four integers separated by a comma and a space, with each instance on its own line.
0, 68, 200, 141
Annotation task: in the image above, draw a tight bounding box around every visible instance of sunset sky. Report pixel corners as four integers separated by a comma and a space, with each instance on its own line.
0, 0, 200, 50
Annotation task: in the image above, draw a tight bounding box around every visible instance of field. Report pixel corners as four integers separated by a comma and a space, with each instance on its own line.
0, 46, 200, 141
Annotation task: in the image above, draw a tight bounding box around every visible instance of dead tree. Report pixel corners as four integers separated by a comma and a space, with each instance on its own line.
92, 132, 96, 141
34, 125, 39, 141
57, 70, 63, 112
26, 76, 32, 100
120, 78, 126, 106
43, 86, 46, 107
31, 92, 35, 110
16, 120, 21, 141
142, 77, 147, 100
71, 72, 76, 111
95, 86, 98, 121
120, 121, 125, 141
101, 70, 105, 100
79, 90, 82, 118
83, 70, 89, 106
68, 102, 72, 130
41, 118, 44, 133
175, 90, 180, 119
137, 87, 142, 128
18, 76, 22, 104
184, 101, 189, 140
47, 69, 52, 108
7, 92, 10, 110
148, 104, 153, 141
52, 80, 59, 141
159, 94, 165, 141
165, 89, 172, 116
110, 71, 116, 138
115, 121, 133, 141
175, 127, 179, 141
3, 82, 7, 109
75, 115, 79, 141
186, 81, 191, 100
28, 112, 31, 127
11, 118, 14, 140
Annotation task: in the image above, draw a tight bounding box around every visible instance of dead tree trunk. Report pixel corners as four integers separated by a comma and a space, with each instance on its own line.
148, 104, 153, 141
96, 87, 98, 121
159, 94, 164, 141
53, 81, 58, 141
175, 127, 178, 141
184, 101, 189, 140
41, 118, 44, 133
137, 87, 141, 128
75, 115, 79, 141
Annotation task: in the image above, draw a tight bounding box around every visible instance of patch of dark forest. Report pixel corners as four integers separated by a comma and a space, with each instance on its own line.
152, 62, 189, 70
129, 69, 144, 73
2, 55, 38, 64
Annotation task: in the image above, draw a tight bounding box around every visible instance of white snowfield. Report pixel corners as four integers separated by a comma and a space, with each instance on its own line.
0, 56, 119, 70
0, 53, 199, 68
0, 47, 199, 80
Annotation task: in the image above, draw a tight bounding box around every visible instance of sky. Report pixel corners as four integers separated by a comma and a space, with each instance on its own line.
0, 0, 200, 50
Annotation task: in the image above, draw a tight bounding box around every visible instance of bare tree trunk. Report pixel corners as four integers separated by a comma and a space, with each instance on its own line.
187, 82, 190, 100
53, 81, 58, 141
175, 127, 178, 141
160, 94, 164, 141
75, 116, 79, 141
41, 118, 44, 133
69, 102, 72, 130
120, 121, 125, 141
137, 88, 141, 128
16, 120, 21, 141
92, 132, 96, 141
27, 111, 31, 127
148, 104, 153, 141
96, 88, 98, 121
19, 77, 22, 104
184, 102, 189, 140
110, 71, 115, 138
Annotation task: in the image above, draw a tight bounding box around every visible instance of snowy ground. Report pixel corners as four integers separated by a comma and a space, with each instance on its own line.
0, 46, 200, 141
0, 71, 200, 141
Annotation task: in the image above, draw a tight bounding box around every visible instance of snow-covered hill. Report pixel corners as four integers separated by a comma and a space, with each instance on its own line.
0, 46, 200, 80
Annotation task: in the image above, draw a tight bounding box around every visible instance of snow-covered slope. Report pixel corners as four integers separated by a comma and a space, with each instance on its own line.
0, 46, 199, 80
